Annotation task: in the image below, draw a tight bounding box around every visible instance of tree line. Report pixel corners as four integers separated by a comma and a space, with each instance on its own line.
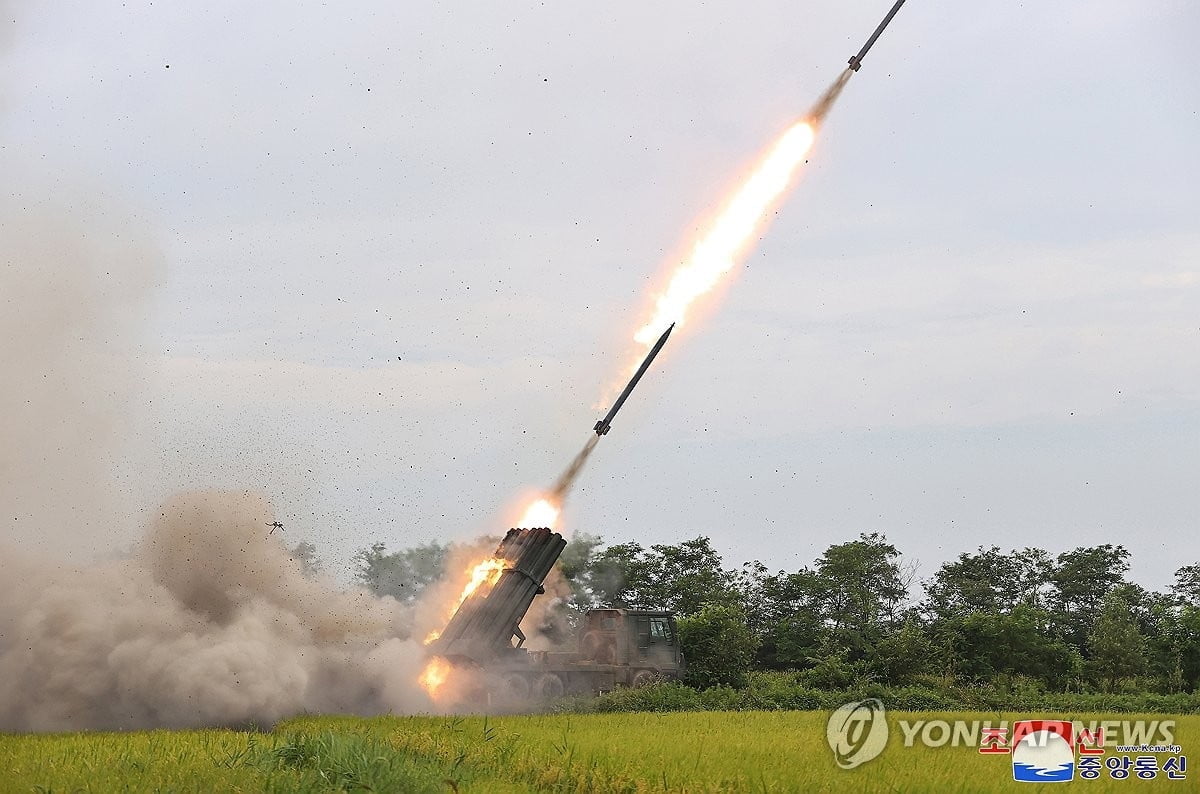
348, 533, 1200, 694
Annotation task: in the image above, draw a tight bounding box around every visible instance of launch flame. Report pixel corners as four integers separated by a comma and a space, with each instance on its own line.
515, 497, 560, 529
633, 120, 816, 345
423, 557, 509, 645
419, 657, 452, 699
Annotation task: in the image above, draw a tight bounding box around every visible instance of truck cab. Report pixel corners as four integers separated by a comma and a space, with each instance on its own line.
578, 608, 685, 687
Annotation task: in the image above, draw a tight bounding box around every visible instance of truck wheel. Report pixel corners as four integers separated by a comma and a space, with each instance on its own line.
631, 669, 658, 688
498, 673, 530, 703
534, 673, 564, 700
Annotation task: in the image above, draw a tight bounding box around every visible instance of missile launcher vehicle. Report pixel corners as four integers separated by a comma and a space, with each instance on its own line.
427, 527, 685, 701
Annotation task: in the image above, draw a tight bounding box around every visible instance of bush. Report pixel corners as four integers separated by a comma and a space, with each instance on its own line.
678, 603, 758, 689
558, 671, 1200, 714
797, 653, 874, 690
582, 681, 705, 713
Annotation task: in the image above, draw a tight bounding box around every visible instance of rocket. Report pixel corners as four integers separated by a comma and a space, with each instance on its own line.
593, 323, 674, 436
847, 0, 906, 72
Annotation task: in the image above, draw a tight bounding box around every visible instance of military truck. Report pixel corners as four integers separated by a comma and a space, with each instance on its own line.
427, 527, 685, 700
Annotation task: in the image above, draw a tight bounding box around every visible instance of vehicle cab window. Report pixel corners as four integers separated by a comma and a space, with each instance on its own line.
649, 617, 674, 645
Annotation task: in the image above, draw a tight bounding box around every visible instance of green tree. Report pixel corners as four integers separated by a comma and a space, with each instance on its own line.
923, 546, 1015, 620
766, 611, 826, 670
753, 568, 826, 669
1113, 584, 1185, 693
677, 603, 758, 689
589, 541, 651, 608
870, 618, 934, 685
1009, 548, 1056, 611
923, 546, 1053, 622
1171, 564, 1200, 606
591, 537, 738, 618
936, 606, 1079, 687
751, 536, 912, 670
352, 541, 448, 602
1177, 606, 1200, 692
731, 560, 770, 636
1049, 544, 1131, 649
812, 533, 910, 658
556, 531, 606, 613
641, 537, 739, 617
1088, 588, 1148, 691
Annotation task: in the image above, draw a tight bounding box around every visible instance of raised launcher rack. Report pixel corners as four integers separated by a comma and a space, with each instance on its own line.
428, 527, 567, 667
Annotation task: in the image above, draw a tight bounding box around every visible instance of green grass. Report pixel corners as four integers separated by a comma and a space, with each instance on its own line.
0, 728, 462, 793
1, 711, 1196, 792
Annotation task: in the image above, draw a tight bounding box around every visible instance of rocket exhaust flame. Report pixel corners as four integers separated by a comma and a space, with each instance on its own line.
516, 496, 561, 529
629, 66, 857, 355
511, 432, 599, 530
508, 69, 858, 526
506, 432, 596, 532
510, 433, 600, 533
632, 121, 816, 346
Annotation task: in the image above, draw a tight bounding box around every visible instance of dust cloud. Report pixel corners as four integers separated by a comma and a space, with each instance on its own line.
0, 191, 161, 560
0, 491, 428, 732
0, 189, 434, 731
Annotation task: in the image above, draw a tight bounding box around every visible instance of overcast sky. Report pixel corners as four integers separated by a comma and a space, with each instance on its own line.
3, 1, 1197, 589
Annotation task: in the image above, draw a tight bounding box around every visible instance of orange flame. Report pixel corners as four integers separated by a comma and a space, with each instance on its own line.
633, 120, 816, 345
515, 496, 560, 529
423, 556, 509, 645
419, 656, 452, 699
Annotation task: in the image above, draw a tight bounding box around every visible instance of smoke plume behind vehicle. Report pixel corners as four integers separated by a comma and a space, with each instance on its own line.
0, 184, 457, 731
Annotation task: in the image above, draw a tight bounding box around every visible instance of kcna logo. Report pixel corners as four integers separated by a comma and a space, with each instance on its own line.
827, 699, 888, 769
1006, 721, 1081, 783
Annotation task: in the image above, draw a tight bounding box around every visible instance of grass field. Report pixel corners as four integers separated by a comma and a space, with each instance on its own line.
1, 711, 1194, 792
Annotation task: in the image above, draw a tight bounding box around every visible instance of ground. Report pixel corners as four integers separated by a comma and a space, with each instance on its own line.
0, 711, 1194, 792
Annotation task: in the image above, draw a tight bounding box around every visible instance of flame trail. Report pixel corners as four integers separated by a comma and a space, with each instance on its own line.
516, 71, 857, 524
629, 69, 851, 353
632, 120, 816, 345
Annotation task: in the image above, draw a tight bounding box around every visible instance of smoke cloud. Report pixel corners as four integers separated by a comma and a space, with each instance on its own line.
0, 186, 162, 560
0, 491, 429, 732
0, 182, 434, 731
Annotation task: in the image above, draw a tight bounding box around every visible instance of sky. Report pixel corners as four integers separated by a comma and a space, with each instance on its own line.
2, 1, 1198, 590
